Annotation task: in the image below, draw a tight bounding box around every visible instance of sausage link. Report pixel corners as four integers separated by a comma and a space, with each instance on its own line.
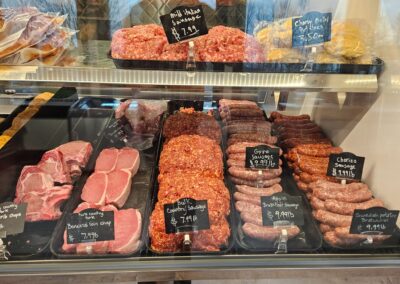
293, 173, 300, 181
314, 209, 352, 227
243, 223, 301, 241
273, 118, 312, 126
310, 196, 325, 210
270, 112, 310, 121
298, 161, 328, 175
241, 211, 263, 226
313, 187, 372, 203
320, 223, 334, 234
296, 181, 310, 192
227, 158, 282, 168
324, 231, 360, 247
227, 142, 282, 156
228, 166, 282, 181
281, 138, 332, 149
324, 198, 384, 216
234, 192, 261, 206
288, 153, 329, 165
236, 184, 282, 197
235, 200, 262, 214
296, 145, 342, 157
228, 136, 278, 147
231, 176, 281, 188
299, 172, 338, 185
309, 180, 368, 192
279, 131, 325, 142
334, 227, 391, 243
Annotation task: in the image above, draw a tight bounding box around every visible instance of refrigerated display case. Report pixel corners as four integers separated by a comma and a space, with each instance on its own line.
0, 0, 400, 282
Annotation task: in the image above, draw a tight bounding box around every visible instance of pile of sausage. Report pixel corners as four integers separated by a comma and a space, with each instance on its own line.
219, 100, 300, 242
149, 110, 231, 252
271, 112, 390, 247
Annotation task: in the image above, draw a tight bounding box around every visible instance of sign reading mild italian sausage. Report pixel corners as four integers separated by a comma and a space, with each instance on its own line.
261, 193, 304, 226
66, 209, 115, 244
350, 207, 399, 235
0, 202, 27, 236
292, 11, 332, 47
327, 152, 365, 181
164, 198, 210, 234
160, 5, 208, 44
245, 145, 280, 169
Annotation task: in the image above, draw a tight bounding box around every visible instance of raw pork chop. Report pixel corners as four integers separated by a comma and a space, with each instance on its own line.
115, 147, 140, 175
105, 169, 132, 208
94, 148, 119, 173
38, 149, 71, 184
109, 208, 142, 254
14, 165, 54, 201
81, 172, 107, 205
57, 140, 93, 177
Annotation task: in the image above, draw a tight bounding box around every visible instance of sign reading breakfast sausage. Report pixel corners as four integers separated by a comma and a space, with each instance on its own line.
350, 207, 399, 235
261, 193, 304, 226
0, 202, 27, 236
160, 5, 208, 44
164, 198, 210, 234
292, 11, 332, 47
327, 152, 365, 181
245, 145, 280, 169
66, 209, 115, 244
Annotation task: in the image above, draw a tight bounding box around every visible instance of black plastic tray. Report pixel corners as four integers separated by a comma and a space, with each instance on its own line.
50, 102, 160, 258
145, 100, 236, 255
0, 88, 81, 259
108, 51, 384, 75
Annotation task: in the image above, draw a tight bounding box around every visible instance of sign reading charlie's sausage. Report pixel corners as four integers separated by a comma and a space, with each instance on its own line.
292, 11, 332, 47
245, 145, 280, 169
327, 152, 365, 181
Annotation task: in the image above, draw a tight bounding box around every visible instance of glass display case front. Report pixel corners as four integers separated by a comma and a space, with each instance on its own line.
0, 0, 399, 282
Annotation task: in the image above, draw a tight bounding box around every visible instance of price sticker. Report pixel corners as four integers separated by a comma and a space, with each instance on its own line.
261, 193, 304, 227
164, 198, 210, 234
245, 145, 280, 170
160, 5, 208, 44
292, 11, 332, 47
66, 209, 114, 244
0, 202, 27, 236
327, 152, 365, 181
350, 207, 399, 235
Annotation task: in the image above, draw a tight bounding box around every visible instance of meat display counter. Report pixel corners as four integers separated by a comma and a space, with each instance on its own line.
0, 0, 400, 283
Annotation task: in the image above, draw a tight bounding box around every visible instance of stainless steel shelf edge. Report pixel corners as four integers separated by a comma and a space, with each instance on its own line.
0, 66, 378, 92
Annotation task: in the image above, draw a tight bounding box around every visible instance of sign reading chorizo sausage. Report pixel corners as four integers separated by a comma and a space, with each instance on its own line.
292, 11, 332, 47
350, 207, 399, 235
66, 209, 114, 244
245, 145, 280, 169
327, 152, 365, 181
164, 198, 210, 234
160, 5, 208, 44
0, 202, 27, 236
261, 193, 304, 226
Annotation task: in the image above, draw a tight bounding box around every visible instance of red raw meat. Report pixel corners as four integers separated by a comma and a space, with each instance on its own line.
95, 148, 119, 173
81, 172, 107, 205
38, 149, 71, 184
57, 140, 93, 178
15, 166, 53, 201
115, 147, 140, 175
105, 169, 132, 208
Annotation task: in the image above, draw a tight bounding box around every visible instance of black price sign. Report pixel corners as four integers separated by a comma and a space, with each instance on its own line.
261, 193, 304, 226
292, 11, 332, 47
164, 198, 210, 234
350, 207, 399, 235
327, 152, 365, 180
0, 202, 27, 236
66, 209, 114, 244
160, 5, 208, 44
245, 145, 280, 169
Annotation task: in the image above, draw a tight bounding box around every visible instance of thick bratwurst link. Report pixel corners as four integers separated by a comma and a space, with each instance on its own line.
228, 166, 282, 181
234, 191, 261, 206
310, 196, 325, 210
296, 145, 343, 157
299, 172, 337, 185
314, 209, 352, 227
313, 187, 372, 203
298, 161, 328, 175
242, 223, 300, 241
241, 210, 263, 226
235, 200, 262, 214
309, 180, 368, 192
228, 137, 278, 147
334, 227, 391, 242
296, 181, 310, 192
320, 223, 334, 234
231, 176, 281, 188
236, 184, 282, 197
324, 198, 384, 216
324, 231, 360, 247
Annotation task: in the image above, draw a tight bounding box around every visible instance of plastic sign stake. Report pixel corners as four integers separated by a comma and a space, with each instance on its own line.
160, 5, 208, 44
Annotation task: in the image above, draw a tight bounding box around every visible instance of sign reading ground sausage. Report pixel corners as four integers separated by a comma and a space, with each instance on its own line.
0, 202, 27, 236
327, 152, 365, 181
350, 207, 399, 235
160, 5, 208, 44
164, 198, 210, 234
292, 11, 332, 47
261, 193, 304, 226
66, 209, 114, 244
245, 145, 280, 169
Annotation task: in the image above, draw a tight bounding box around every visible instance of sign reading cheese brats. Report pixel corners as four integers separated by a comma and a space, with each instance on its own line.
292, 11, 332, 47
